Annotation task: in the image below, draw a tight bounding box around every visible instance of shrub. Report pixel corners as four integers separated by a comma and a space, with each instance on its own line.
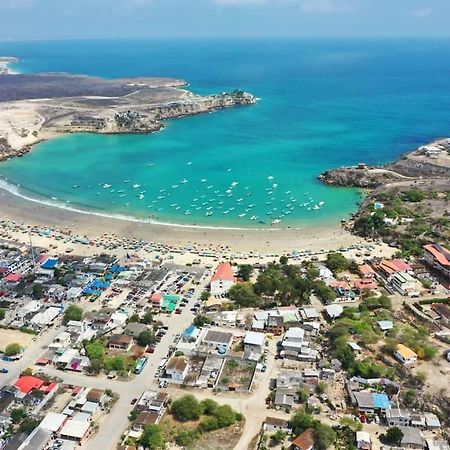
171, 395, 202, 422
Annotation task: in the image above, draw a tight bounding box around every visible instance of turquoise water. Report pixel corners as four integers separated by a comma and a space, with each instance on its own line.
1, 39, 450, 227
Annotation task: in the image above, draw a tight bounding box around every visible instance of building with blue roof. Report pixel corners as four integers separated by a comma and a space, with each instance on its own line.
183, 325, 200, 342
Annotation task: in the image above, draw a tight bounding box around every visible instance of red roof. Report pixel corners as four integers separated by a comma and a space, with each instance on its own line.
378, 259, 412, 275
211, 263, 234, 282
359, 264, 375, 277
41, 382, 57, 393
424, 244, 450, 267
151, 292, 162, 303
4, 273, 21, 283
354, 278, 378, 291
292, 428, 314, 450
14, 376, 45, 394
329, 279, 351, 290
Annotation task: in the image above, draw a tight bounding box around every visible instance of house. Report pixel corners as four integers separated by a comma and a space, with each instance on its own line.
86, 388, 105, 404
124, 322, 148, 338
426, 440, 450, 450
108, 334, 133, 352
359, 264, 376, 279
377, 259, 413, 277
59, 419, 90, 444
264, 417, 292, 433
352, 391, 391, 414
356, 431, 372, 450
388, 272, 420, 296
424, 412, 441, 429
325, 304, 343, 320
210, 263, 235, 295
291, 428, 314, 450
267, 315, 284, 336
377, 320, 394, 332
14, 376, 44, 395
386, 408, 411, 427
251, 320, 265, 332
201, 329, 233, 354
399, 426, 424, 449
300, 307, 319, 321
394, 344, 418, 365
354, 278, 378, 292
165, 356, 190, 381
243, 331, 266, 355
39, 413, 67, 433
182, 325, 200, 342
132, 411, 160, 431
423, 244, 450, 279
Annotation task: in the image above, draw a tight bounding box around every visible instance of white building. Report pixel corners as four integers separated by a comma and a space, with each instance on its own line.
210, 263, 235, 295
388, 272, 419, 296
165, 356, 190, 381
243, 331, 266, 354
394, 344, 418, 365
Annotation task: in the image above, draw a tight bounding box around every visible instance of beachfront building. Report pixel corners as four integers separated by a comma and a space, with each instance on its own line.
394, 344, 418, 365
388, 272, 420, 296
423, 244, 450, 279
210, 262, 235, 295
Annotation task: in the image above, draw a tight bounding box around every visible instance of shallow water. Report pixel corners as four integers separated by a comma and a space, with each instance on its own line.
1, 38, 450, 228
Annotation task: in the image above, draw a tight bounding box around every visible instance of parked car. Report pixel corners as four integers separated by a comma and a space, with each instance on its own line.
0, 368, 8, 374
131, 398, 137, 405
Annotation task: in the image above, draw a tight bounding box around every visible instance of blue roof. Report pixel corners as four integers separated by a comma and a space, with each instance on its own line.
41, 258, 58, 269
373, 393, 390, 410
183, 325, 197, 337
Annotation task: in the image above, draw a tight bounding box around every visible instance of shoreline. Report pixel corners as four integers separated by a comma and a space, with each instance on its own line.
0, 185, 365, 253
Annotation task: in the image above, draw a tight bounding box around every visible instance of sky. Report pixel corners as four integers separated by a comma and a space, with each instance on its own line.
0, 0, 449, 40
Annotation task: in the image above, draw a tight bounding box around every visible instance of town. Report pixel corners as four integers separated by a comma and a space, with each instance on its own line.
0, 220, 448, 450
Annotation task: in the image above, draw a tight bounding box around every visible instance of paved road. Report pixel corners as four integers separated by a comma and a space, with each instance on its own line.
2, 275, 279, 450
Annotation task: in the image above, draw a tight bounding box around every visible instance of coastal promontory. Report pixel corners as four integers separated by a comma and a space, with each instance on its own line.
0, 68, 256, 161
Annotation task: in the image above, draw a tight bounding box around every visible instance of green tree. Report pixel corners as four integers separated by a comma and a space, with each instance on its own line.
136, 330, 156, 347
199, 416, 219, 432
313, 280, 336, 304
142, 311, 153, 325
254, 267, 282, 296
270, 430, 287, 445
315, 382, 327, 395
104, 356, 126, 372
403, 189, 425, 202
326, 252, 349, 273
297, 387, 309, 404
201, 291, 210, 302
237, 264, 253, 281
339, 417, 362, 431
214, 404, 236, 428
85, 341, 105, 361
127, 313, 141, 323
63, 305, 83, 324
32, 283, 44, 299
171, 395, 202, 422
385, 427, 404, 446
193, 315, 212, 327
313, 423, 336, 450
10, 408, 26, 424
175, 430, 200, 447
4, 343, 22, 356
200, 398, 219, 415
86, 359, 103, 375
289, 409, 315, 435
140, 424, 166, 449
19, 418, 40, 434
228, 283, 259, 307
0, 308, 5, 321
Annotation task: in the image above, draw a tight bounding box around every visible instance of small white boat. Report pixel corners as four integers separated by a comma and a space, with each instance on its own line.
231, 181, 238, 187
72, 185, 79, 189
236, 198, 244, 202
119, 194, 126, 198
172, 184, 179, 189
133, 183, 140, 188
272, 219, 281, 224
181, 179, 188, 184
201, 178, 207, 183
206, 211, 213, 216
138, 194, 145, 200
250, 215, 257, 220
103, 184, 111, 189
239, 213, 246, 218
187, 161, 192, 165
267, 176, 274, 180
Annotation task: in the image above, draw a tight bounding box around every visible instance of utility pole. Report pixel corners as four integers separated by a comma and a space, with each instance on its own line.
28, 231, 36, 274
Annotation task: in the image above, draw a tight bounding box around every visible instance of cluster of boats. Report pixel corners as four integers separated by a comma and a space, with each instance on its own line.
72, 170, 326, 225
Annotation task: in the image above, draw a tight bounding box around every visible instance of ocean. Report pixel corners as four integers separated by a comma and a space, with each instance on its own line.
1, 38, 450, 228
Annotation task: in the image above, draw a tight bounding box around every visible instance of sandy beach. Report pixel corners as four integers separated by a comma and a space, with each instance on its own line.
0, 185, 371, 255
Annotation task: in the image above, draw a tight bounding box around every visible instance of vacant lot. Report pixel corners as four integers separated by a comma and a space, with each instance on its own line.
0, 328, 34, 352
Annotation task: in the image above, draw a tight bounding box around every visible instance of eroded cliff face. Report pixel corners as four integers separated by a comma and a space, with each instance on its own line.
318, 169, 398, 188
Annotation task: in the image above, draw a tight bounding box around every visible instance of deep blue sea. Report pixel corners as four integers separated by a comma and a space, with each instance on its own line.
1, 39, 450, 228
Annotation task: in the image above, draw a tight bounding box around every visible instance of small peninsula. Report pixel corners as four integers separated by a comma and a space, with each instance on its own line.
319, 138, 450, 255
0, 64, 256, 161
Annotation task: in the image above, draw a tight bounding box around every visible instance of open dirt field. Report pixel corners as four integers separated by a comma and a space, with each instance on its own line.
0, 328, 35, 352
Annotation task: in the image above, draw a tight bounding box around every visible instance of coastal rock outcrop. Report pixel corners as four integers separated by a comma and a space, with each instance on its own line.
0, 69, 256, 160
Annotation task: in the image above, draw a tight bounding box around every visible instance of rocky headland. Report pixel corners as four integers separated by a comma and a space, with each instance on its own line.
0, 68, 256, 161
319, 138, 450, 254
